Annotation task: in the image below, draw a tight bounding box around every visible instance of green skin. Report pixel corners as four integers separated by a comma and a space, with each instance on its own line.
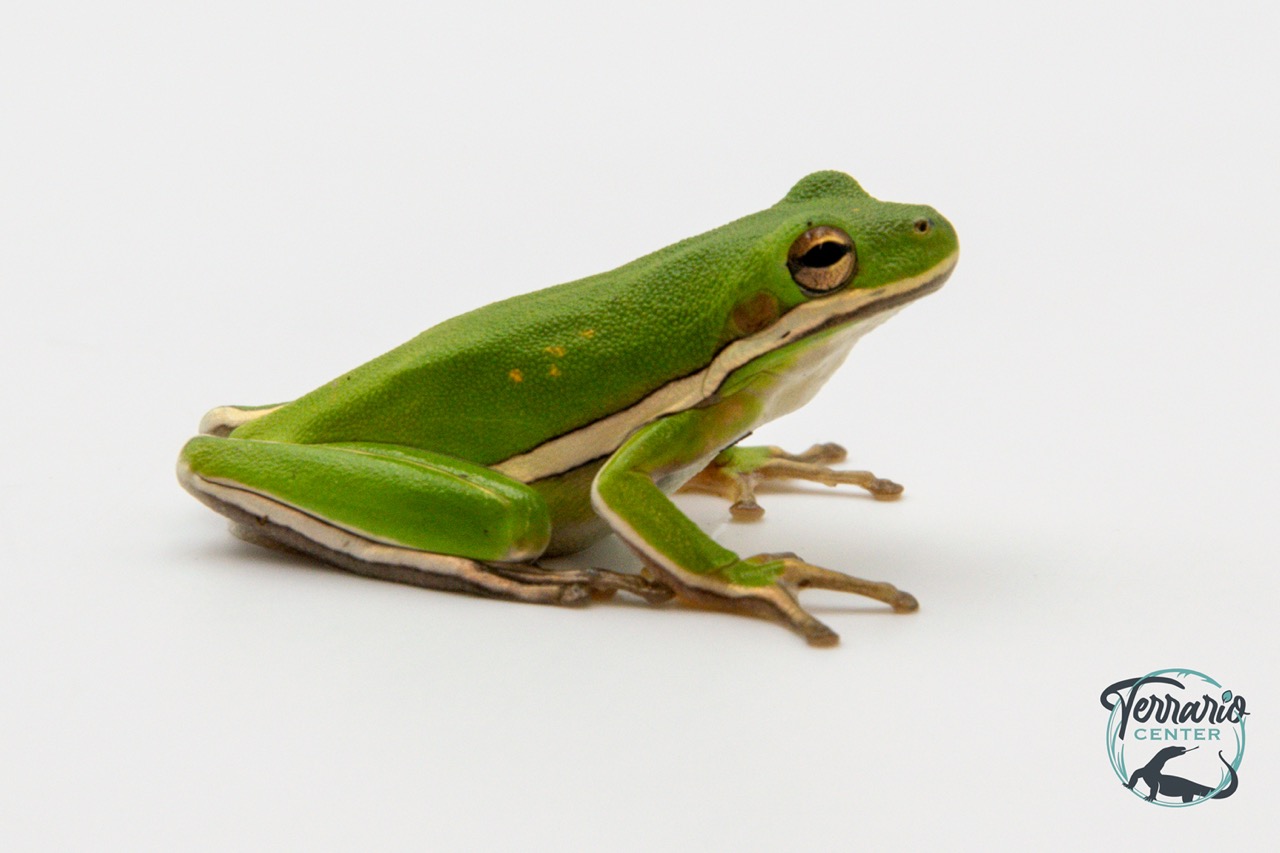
179, 171, 959, 642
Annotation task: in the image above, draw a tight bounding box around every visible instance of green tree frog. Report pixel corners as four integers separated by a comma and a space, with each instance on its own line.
178, 171, 959, 645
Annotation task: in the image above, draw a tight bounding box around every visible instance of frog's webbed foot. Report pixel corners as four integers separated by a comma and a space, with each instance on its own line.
641, 552, 917, 647
678, 443, 903, 520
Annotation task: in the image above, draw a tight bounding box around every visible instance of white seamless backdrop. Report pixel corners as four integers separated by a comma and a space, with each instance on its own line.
2, 2, 1276, 850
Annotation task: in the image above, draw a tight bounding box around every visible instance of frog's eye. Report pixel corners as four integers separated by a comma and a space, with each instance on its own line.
787, 226, 856, 294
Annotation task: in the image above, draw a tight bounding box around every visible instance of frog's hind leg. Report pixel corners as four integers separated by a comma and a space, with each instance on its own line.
209, 490, 589, 603
678, 442, 903, 520
197, 403, 288, 437
178, 436, 663, 605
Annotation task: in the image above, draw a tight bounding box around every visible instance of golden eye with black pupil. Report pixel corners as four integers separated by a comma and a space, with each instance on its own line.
787, 226, 856, 294
913, 217, 932, 234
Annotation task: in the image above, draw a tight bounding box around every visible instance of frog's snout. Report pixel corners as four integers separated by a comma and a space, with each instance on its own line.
906, 207, 959, 258
908, 206, 951, 237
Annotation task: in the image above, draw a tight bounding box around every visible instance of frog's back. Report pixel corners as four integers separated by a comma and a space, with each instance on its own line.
231, 228, 759, 467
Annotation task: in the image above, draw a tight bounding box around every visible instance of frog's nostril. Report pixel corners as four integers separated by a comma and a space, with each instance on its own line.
913, 218, 933, 235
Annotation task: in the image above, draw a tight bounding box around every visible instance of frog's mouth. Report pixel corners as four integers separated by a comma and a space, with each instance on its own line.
798, 253, 957, 342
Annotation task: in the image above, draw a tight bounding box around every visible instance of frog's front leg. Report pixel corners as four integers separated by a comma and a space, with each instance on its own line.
591, 403, 917, 646
178, 437, 665, 605
679, 443, 902, 520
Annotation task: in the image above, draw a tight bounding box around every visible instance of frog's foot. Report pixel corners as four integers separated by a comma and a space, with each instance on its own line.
678, 443, 903, 521
640, 551, 917, 647
485, 563, 675, 605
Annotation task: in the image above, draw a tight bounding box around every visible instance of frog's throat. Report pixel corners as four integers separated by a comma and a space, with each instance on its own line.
496, 251, 958, 484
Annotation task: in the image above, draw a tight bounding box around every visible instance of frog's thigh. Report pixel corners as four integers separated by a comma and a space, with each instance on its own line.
178, 437, 573, 602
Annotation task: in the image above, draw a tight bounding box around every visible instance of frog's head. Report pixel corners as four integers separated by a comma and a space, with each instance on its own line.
773, 170, 957, 296
711, 170, 958, 344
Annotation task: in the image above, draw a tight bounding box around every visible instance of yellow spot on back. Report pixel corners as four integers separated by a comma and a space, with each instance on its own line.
548, 364, 561, 377
545, 345, 566, 357
508, 369, 524, 383
579, 329, 595, 339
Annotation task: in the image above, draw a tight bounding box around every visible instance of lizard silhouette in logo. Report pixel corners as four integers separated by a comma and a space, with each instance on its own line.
1123, 746, 1239, 803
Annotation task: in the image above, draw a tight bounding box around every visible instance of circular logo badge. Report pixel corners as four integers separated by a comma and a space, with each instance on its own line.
1100, 669, 1246, 806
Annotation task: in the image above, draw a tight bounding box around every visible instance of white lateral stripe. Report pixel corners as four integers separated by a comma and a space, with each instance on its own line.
496, 252, 957, 483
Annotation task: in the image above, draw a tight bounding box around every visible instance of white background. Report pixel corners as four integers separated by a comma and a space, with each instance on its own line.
3, 2, 1276, 849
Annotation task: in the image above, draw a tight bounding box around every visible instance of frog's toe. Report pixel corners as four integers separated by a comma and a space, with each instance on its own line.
868, 479, 905, 501
679, 463, 767, 520
775, 555, 919, 612
761, 587, 841, 646
758, 458, 904, 500
678, 443, 904, 518
675, 573, 841, 646
788, 442, 849, 465
728, 495, 765, 521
